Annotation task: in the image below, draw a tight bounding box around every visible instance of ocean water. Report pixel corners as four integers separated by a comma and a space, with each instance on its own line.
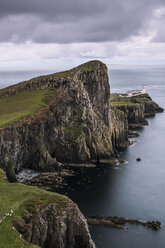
0, 70, 56, 90
1, 65, 165, 248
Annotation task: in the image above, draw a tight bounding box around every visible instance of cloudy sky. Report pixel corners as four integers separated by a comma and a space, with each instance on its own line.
1, 0, 165, 70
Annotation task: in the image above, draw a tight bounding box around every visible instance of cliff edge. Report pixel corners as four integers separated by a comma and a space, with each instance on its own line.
0, 169, 95, 248
0, 60, 113, 177
0, 60, 163, 178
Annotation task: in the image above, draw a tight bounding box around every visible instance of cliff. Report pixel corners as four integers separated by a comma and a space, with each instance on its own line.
0, 169, 95, 248
0, 61, 114, 178
110, 93, 163, 151
0, 60, 163, 247
0, 60, 163, 177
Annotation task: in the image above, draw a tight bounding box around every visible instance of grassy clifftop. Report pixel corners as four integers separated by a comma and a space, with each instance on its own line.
110, 93, 139, 107
0, 60, 105, 128
0, 169, 68, 248
0, 89, 59, 127
0, 60, 105, 95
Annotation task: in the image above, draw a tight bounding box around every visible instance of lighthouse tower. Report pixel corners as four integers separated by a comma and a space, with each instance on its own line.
142, 85, 146, 94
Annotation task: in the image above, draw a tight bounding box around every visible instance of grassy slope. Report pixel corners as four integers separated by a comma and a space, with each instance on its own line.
110, 93, 139, 107
0, 89, 58, 127
0, 169, 69, 248
0, 60, 104, 95
0, 60, 103, 128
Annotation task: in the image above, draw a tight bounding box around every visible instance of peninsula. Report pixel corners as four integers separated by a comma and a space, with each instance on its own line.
0, 60, 163, 247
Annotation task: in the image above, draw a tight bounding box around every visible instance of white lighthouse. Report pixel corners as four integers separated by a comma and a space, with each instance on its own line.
142, 85, 146, 94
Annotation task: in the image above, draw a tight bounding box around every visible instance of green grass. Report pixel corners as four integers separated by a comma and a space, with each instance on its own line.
0, 89, 58, 127
110, 94, 138, 107
0, 60, 103, 128
110, 101, 137, 107
0, 60, 104, 95
0, 169, 68, 248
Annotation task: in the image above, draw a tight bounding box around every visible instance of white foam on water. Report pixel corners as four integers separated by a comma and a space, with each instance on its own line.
16, 169, 40, 182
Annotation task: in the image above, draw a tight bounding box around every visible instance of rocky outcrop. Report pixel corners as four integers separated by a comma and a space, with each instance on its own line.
113, 103, 148, 128
0, 61, 163, 177
111, 108, 129, 150
0, 168, 95, 248
0, 61, 114, 176
132, 94, 164, 117
110, 93, 163, 151
18, 201, 95, 248
87, 216, 161, 230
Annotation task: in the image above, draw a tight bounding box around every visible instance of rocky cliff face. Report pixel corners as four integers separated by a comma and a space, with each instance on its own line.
0, 61, 163, 178
0, 168, 95, 248
113, 104, 148, 128
18, 201, 95, 248
111, 108, 128, 150
110, 93, 163, 151
0, 61, 113, 178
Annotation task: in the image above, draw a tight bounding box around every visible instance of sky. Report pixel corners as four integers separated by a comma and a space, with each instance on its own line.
1, 0, 165, 70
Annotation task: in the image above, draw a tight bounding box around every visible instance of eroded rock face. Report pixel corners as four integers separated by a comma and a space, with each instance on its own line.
114, 104, 148, 128
0, 61, 113, 176
20, 202, 95, 248
0, 61, 163, 177
111, 108, 129, 150
110, 93, 164, 151
43, 66, 113, 163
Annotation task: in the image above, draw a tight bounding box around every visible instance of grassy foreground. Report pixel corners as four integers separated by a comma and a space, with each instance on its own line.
0, 169, 68, 248
0, 89, 58, 127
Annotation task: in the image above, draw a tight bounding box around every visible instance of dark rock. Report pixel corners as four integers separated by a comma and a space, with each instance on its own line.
0, 61, 163, 178
0, 61, 114, 176
111, 108, 129, 151
17, 202, 96, 248
119, 159, 125, 164
24, 170, 73, 191
136, 157, 141, 162
128, 131, 139, 138
87, 216, 161, 230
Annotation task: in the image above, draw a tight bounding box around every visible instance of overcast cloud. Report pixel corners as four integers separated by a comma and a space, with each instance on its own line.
0, 0, 165, 69
0, 0, 164, 43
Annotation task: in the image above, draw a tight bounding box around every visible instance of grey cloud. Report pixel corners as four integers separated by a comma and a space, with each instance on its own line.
0, 0, 164, 43
152, 10, 165, 42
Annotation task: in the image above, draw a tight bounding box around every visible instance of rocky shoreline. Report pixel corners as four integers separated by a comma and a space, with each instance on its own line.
110, 92, 164, 153
0, 60, 164, 248
87, 216, 161, 230
0, 60, 163, 181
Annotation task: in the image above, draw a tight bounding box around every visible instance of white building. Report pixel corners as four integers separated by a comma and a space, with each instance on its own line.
126, 85, 146, 97
142, 85, 146, 94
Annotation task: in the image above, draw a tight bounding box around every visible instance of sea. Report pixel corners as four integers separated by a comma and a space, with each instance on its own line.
1, 65, 165, 248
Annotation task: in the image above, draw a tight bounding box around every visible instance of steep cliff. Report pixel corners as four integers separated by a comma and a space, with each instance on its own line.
111, 108, 128, 150
0, 169, 95, 248
132, 93, 164, 117
111, 93, 163, 126
0, 61, 113, 177
110, 93, 163, 151
0, 61, 163, 177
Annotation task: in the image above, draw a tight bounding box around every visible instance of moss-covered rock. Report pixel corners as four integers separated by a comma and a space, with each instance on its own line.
0, 61, 114, 173
111, 93, 163, 127
0, 169, 95, 248
0, 61, 163, 174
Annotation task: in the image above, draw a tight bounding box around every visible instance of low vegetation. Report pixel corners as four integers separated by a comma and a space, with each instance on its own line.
0, 60, 104, 128
0, 60, 104, 95
0, 169, 68, 248
0, 89, 58, 127
110, 101, 137, 107
110, 93, 139, 107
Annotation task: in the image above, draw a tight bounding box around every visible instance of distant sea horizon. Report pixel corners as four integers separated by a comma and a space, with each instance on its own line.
1, 63, 165, 94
